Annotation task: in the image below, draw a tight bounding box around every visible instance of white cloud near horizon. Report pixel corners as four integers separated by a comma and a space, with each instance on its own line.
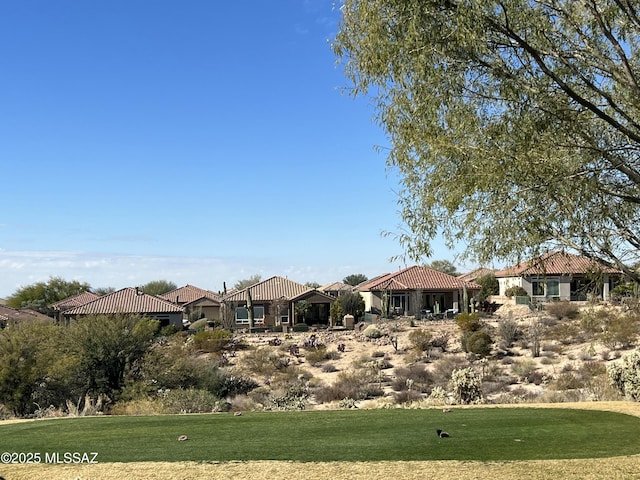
0, 249, 391, 298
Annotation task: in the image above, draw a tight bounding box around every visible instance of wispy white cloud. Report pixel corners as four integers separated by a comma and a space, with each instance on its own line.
0, 249, 393, 298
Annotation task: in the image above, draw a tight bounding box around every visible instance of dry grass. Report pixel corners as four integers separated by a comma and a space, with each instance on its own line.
3, 402, 640, 480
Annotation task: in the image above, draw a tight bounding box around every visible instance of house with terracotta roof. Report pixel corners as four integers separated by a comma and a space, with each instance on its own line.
62, 287, 184, 327
357, 265, 481, 316
51, 291, 102, 322
0, 304, 53, 327
222, 276, 335, 330
318, 281, 354, 297
160, 284, 222, 321
494, 251, 624, 302
457, 267, 495, 283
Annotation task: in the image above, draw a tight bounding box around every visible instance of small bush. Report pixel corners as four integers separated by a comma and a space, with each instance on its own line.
305, 346, 331, 365
393, 389, 423, 404
462, 330, 493, 357
511, 359, 538, 382
242, 347, 290, 376
600, 314, 639, 350
292, 323, 309, 332
455, 313, 483, 332
505, 286, 528, 298
192, 329, 232, 353
363, 325, 383, 339
321, 363, 338, 373
392, 365, 433, 393
408, 329, 432, 351
498, 319, 520, 347
161, 388, 227, 413
160, 324, 182, 336
545, 301, 580, 320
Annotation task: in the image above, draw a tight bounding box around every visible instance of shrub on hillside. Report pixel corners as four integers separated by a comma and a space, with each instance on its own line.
392, 364, 433, 393
242, 347, 291, 376
160, 387, 228, 413
407, 328, 432, 352
363, 325, 383, 339
455, 313, 483, 332
498, 319, 520, 347
192, 329, 232, 353
599, 314, 639, 350
462, 330, 493, 357
545, 301, 580, 320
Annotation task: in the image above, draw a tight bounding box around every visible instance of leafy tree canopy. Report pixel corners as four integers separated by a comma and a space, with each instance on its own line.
427, 260, 459, 276
141, 280, 177, 296
234, 275, 262, 291
305, 281, 322, 289
6, 276, 91, 314
343, 273, 368, 286
334, 0, 640, 280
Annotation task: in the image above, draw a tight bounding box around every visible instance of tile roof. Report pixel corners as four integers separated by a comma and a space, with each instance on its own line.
160, 284, 221, 305
63, 287, 184, 316
223, 276, 319, 303
494, 251, 622, 277
0, 304, 53, 322
358, 265, 480, 291
51, 291, 101, 311
457, 267, 495, 282
319, 281, 354, 293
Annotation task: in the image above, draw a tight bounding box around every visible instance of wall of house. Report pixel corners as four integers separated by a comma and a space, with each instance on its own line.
498, 277, 524, 296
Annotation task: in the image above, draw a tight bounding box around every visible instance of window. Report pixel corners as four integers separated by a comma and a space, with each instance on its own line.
532, 279, 559, 298
235, 305, 265, 324
532, 281, 545, 296
546, 280, 559, 297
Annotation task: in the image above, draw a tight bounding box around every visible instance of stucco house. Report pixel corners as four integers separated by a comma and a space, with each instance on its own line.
62, 287, 184, 327
160, 284, 222, 321
318, 281, 354, 297
357, 265, 481, 316
494, 251, 624, 302
222, 276, 335, 330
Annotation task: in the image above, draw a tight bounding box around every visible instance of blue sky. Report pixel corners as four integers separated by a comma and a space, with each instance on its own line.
0, 0, 464, 298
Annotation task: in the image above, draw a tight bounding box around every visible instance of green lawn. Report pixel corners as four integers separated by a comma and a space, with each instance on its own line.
1, 408, 639, 463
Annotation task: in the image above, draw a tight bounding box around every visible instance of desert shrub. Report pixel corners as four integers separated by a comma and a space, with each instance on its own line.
266, 382, 309, 411
392, 365, 433, 393
498, 319, 520, 347
242, 347, 290, 376
393, 389, 423, 404
430, 332, 450, 352
192, 329, 232, 353
549, 372, 583, 391
304, 345, 331, 365
505, 286, 528, 298
455, 313, 483, 332
338, 397, 359, 409
431, 355, 469, 385
321, 363, 338, 373
363, 325, 383, 339
109, 398, 165, 416
545, 301, 580, 320
408, 328, 432, 352
600, 314, 639, 350
160, 324, 182, 336
607, 347, 640, 400
212, 374, 258, 398
511, 359, 538, 382
462, 330, 493, 357
546, 321, 582, 345
160, 388, 227, 413
542, 342, 563, 354
314, 370, 376, 403
450, 367, 484, 404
